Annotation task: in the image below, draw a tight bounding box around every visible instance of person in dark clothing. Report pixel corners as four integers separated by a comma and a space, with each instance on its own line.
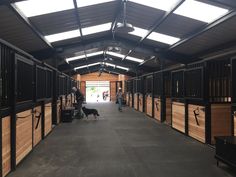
72, 87, 84, 118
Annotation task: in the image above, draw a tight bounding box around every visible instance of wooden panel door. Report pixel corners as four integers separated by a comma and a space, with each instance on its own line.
110, 81, 116, 102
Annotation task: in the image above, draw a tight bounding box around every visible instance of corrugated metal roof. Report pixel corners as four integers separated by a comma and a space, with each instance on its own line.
172, 15, 236, 55
30, 9, 78, 35
126, 2, 165, 29
0, 5, 48, 52
156, 14, 206, 38
79, 1, 117, 28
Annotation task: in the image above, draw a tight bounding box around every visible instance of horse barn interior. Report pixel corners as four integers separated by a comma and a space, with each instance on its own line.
1, 0, 236, 177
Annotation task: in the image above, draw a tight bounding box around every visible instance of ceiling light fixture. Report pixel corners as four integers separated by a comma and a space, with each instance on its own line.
116, 0, 134, 33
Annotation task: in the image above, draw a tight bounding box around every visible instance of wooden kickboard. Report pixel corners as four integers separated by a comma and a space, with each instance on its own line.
146, 95, 152, 117
2, 116, 11, 177
172, 102, 185, 133
129, 94, 133, 107
126, 93, 129, 106
44, 103, 52, 136
139, 94, 143, 112
57, 100, 61, 124
134, 93, 138, 110
234, 112, 236, 136
33, 106, 42, 147
211, 104, 231, 144
154, 98, 161, 121
16, 110, 33, 165
188, 104, 206, 143
165, 98, 172, 125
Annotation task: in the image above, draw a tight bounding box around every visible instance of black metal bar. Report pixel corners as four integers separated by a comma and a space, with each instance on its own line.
9, 4, 53, 49
168, 10, 236, 51
41, 102, 45, 139
110, 0, 123, 32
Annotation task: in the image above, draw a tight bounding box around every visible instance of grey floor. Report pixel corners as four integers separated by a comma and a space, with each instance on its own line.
8, 103, 236, 177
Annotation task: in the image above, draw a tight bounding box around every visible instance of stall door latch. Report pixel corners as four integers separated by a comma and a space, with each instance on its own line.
193, 107, 200, 126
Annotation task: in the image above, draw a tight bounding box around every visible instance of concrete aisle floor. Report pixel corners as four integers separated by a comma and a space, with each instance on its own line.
8, 103, 236, 177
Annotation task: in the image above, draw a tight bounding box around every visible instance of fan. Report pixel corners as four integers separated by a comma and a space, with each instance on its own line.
115, 0, 134, 33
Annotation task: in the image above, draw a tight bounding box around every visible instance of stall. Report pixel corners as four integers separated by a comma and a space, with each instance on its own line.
138, 76, 144, 112
133, 78, 139, 110
144, 74, 153, 117
171, 70, 186, 133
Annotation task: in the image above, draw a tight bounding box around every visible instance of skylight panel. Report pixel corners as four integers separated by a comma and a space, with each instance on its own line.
76, 0, 114, 8
82, 23, 112, 36
66, 51, 103, 63
129, 0, 180, 11
45, 29, 80, 43
106, 51, 144, 63
105, 63, 116, 68
126, 56, 144, 63
116, 65, 129, 71
14, 0, 74, 17
147, 32, 180, 45
174, 0, 229, 23
106, 51, 125, 59
74, 62, 101, 70
129, 27, 148, 38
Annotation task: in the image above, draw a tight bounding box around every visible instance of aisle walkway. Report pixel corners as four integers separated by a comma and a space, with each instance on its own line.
8, 103, 236, 177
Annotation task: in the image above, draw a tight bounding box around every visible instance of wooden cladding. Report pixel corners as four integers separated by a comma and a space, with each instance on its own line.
188, 104, 206, 143
61, 96, 66, 110
110, 81, 116, 102
57, 100, 61, 124
146, 95, 152, 117
33, 106, 42, 147
211, 104, 232, 144
16, 110, 33, 165
126, 93, 129, 106
154, 98, 161, 121
139, 94, 143, 112
165, 98, 172, 125
44, 103, 52, 136
129, 94, 133, 107
172, 102, 185, 133
134, 93, 138, 110
234, 112, 236, 136
2, 117, 11, 177
66, 94, 72, 108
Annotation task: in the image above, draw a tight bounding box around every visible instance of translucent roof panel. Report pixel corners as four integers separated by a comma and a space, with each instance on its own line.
45, 29, 80, 43
66, 51, 103, 62
14, 0, 74, 17
147, 32, 180, 45
129, 0, 180, 11
174, 0, 229, 23
82, 23, 112, 36
129, 26, 148, 38
106, 51, 144, 63
74, 62, 101, 70
76, 0, 115, 8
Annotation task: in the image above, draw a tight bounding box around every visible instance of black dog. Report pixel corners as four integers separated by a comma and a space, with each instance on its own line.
82, 107, 100, 119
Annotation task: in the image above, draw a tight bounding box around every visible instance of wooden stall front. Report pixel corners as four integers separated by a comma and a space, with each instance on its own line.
188, 104, 206, 143
44, 103, 52, 136
134, 93, 138, 110
129, 93, 133, 107
165, 98, 172, 125
211, 104, 232, 144
172, 102, 185, 133
2, 116, 11, 177
16, 109, 33, 165
126, 93, 129, 106
33, 106, 42, 146
139, 94, 144, 112
154, 98, 161, 121
146, 95, 153, 117
56, 100, 61, 124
